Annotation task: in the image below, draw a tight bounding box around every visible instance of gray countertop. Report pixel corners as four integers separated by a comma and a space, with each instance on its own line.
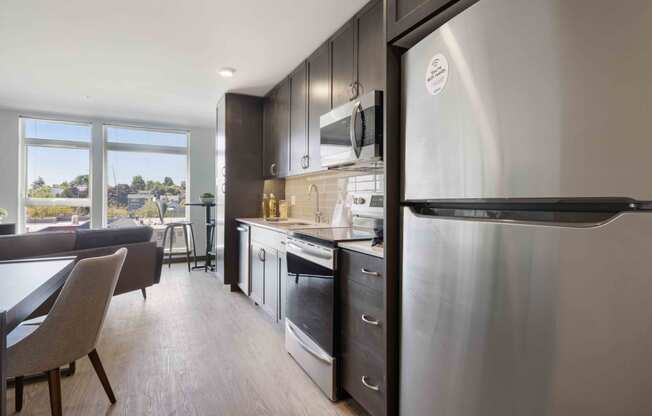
238, 218, 384, 259
338, 240, 384, 259
236, 218, 332, 234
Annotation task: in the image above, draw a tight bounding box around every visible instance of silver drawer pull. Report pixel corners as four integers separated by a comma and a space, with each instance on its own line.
360, 268, 380, 276
361, 376, 380, 391
361, 314, 380, 326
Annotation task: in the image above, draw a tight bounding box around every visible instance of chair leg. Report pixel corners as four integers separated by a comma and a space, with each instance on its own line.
68, 361, 76, 376
182, 224, 191, 272
47, 369, 63, 416
189, 223, 198, 268
168, 226, 175, 268
15, 376, 24, 412
141, 288, 147, 299
88, 349, 116, 404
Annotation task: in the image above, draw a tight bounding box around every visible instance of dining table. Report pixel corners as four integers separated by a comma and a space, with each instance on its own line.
0, 257, 75, 416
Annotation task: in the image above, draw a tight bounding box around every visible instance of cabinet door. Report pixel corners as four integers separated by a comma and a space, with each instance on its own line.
275, 78, 291, 178
262, 246, 279, 320
356, 0, 384, 96
289, 62, 308, 175
262, 90, 277, 179
387, 0, 453, 42
278, 250, 288, 321
250, 241, 265, 305
331, 19, 356, 108
307, 42, 330, 173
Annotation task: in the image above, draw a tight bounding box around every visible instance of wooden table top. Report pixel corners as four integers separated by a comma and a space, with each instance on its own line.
0, 257, 75, 332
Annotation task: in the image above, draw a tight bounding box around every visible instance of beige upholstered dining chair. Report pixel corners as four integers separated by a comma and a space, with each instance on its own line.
6, 248, 128, 416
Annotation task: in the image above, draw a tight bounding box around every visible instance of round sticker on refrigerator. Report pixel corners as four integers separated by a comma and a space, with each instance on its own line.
425, 53, 449, 96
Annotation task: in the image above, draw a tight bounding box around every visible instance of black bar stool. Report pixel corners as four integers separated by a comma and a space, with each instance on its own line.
156, 201, 197, 272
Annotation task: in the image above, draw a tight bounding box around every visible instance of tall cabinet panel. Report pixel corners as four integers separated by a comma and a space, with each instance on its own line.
307, 42, 330, 173
215, 98, 226, 279
217, 93, 264, 287
331, 20, 356, 108
289, 62, 308, 174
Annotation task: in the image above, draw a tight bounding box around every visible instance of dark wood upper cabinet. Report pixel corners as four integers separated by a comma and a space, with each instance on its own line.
289, 62, 308, 174
263, 80, 290, 179
331, 19, 356, 108
307, 42, 330, 173
356, 0, 384, 96
387, 0, 457, 42
262, 0, 383, 178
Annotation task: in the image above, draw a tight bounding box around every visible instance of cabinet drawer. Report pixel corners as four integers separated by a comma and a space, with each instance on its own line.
341, 339, 385, 416
340, 278, 383, 351
251, 226, 286, 249
340, 249, 384, 292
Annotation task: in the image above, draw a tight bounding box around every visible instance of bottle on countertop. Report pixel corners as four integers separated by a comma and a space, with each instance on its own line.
261, 194, 270, 219
279, 200, 289, 220
269, 193, 279, 219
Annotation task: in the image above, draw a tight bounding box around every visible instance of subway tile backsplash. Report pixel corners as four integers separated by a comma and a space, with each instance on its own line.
284, 171, 384, 223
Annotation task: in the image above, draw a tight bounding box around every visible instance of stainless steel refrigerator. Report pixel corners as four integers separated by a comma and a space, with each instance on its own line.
400, 0, 652, 415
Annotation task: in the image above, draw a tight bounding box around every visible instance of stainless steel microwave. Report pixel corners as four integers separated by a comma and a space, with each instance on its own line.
319, 90, 383, 168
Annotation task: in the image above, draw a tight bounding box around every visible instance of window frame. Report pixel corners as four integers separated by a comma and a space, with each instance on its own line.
19, 117, 93, 233
102, 124, 190, 227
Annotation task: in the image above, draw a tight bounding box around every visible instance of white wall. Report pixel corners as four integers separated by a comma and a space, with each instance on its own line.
0, 107, 215, 252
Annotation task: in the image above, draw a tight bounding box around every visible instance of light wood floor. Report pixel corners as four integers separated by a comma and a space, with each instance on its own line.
6, 264, 367, 416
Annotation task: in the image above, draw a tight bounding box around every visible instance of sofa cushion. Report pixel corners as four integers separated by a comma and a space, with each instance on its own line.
0, 231, 77, 261
74, 227, 153, 250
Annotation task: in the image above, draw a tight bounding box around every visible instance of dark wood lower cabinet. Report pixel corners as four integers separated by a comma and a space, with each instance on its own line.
341, 339, 385, 416
339, 249, 386, 416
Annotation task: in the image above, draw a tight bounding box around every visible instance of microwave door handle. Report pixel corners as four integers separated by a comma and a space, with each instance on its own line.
349, 102, 362, 158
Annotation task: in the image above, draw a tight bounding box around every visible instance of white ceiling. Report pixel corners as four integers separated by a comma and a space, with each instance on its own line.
0, 0, 367, 128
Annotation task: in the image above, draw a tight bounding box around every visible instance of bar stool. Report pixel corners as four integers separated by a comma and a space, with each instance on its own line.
156, 201, 197, 272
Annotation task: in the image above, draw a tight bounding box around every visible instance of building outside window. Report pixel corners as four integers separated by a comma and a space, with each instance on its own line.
21, 118, 92, 232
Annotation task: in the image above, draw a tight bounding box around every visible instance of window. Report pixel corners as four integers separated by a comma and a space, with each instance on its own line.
104, 126, 188, 228
21, 118, 92, 232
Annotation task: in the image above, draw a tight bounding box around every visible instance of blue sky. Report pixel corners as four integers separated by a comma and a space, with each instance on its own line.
25, 119, 188, 187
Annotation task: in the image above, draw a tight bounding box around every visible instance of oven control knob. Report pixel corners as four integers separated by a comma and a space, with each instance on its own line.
353, 197, 366, 205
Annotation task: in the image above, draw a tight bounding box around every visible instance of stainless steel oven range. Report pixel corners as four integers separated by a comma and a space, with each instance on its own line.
284, 192, 383, 400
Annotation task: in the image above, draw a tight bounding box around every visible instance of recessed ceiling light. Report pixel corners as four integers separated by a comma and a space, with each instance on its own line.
218, 67, 236, 78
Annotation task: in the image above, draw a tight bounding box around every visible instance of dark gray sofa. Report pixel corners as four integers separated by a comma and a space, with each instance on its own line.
0, 227, 163, 315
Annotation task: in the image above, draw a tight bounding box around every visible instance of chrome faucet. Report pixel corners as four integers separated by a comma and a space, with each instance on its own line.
307, 184, 322, 223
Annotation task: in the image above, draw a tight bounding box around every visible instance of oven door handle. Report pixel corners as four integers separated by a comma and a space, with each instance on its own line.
287, 243, 332, 260
286, 322, 332, 364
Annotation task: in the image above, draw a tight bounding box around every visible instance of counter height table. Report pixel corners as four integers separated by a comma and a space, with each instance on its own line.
185, 202, 216, 272
0, 257, 75, 416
